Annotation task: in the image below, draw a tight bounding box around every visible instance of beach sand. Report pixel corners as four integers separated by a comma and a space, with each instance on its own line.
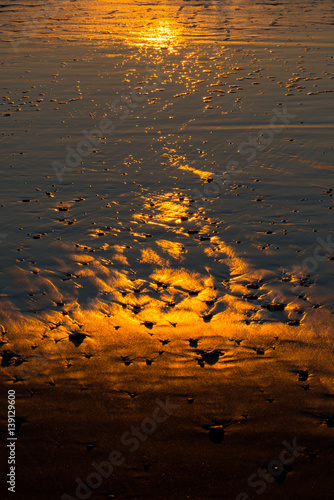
0, 0, 333, 498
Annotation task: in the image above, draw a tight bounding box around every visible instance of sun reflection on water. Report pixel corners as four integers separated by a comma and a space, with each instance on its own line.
135, 18, 182, 53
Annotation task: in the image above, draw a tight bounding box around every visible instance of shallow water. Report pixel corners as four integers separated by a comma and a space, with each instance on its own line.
0, 1, 334, 499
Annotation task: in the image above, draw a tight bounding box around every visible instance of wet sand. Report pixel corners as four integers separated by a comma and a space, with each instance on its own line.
0, 1, 334, 499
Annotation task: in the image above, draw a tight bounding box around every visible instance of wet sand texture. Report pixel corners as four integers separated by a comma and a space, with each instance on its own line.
0, 1, 334, 499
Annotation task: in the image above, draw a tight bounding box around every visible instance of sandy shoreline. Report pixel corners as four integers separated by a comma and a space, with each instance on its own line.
1, 0, 334, 498
1, 306, 334, 498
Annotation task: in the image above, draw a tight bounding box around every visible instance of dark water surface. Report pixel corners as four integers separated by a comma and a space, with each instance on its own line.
0, 1, 334, 499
